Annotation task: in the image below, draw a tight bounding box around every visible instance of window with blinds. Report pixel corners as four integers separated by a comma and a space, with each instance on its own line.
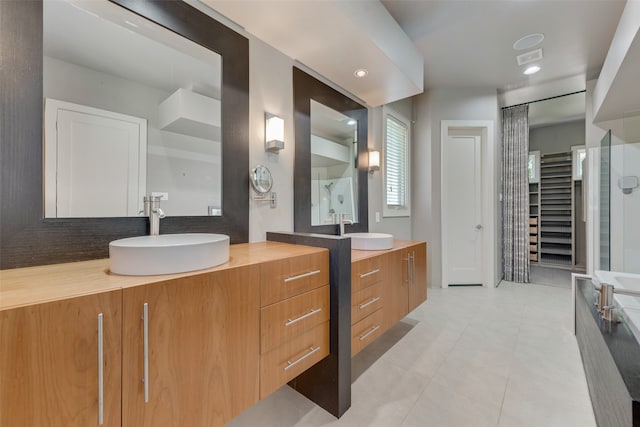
384, 110, 410, 217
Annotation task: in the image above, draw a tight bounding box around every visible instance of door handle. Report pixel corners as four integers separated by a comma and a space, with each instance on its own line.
475, 224, 483, 230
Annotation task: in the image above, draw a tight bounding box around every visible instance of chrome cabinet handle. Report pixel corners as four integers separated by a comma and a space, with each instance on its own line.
411, 252, 415, 286
284, 346, 321, 371
359, 296, 381, 310
285, 308, 322, 326
359, 325, 380, 341
142, 303, 149, 403
284, 269, 321, 283
359, 269, 380, 279
405, 256, 410, 284
97, 313, 104, 426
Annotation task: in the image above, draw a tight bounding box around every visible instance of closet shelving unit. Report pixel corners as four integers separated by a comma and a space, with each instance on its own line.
539, 151, 574, 267
529, 182, 539, 262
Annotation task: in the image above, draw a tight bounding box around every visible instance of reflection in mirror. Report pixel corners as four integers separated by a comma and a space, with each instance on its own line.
43, 0, 222, 218
250, 165, 273, 194
310, 100, 358, 226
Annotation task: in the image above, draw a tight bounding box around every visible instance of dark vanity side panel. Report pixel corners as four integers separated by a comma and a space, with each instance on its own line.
267, 232, 352, 418
0, 0, 249, 269
576, 281, 639, 427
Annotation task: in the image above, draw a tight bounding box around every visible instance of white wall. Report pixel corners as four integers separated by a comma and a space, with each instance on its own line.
529, 120, 586, 155
247, 37, 296, 242
412, 88, 500, 288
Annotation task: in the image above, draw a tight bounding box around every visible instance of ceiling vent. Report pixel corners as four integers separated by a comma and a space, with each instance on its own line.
517, 48, 543, 66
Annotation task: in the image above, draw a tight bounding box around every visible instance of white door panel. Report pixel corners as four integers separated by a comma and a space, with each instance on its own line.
44, 99, 147, 217
443, 134, 483, 284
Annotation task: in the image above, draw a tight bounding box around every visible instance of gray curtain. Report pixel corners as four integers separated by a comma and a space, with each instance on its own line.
502, 104, 530, 283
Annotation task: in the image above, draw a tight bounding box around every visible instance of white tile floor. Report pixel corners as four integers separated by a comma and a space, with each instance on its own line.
227, 282, 596, 427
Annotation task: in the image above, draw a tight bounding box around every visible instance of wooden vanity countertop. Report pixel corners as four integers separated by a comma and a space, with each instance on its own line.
351, 239, 425, 263
0, 241, 327, 311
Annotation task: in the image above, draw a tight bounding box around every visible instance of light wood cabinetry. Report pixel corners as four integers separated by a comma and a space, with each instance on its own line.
351, 241, 427, 357
350, 254, 386, 357
0, 291, 122, 427
259, 252, 330, 398
260, 251, 329, 306
408, 242, 428, 312
121, 267, 260, 427
0, 242, 330, 427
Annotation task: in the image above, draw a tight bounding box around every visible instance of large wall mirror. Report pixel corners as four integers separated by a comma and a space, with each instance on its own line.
0, 0, 249, 269
293, 67, 368, 234
43, 0, 222, 218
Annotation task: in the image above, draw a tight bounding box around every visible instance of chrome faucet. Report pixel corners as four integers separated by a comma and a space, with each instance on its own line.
143, 195, 165, 236
339, 212, 353, 236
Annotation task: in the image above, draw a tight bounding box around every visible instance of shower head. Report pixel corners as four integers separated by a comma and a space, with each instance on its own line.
325, 182, 334, 191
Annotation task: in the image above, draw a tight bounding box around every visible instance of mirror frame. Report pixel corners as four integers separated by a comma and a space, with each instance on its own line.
0, 0, 249, 269
293, 67, 368, 234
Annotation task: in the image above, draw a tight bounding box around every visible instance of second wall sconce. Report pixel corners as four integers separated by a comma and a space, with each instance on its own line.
368, 150, 380, 174
265, 113, 284, 153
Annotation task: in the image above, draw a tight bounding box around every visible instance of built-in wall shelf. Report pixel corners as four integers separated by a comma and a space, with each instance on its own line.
539, 151, 574, 267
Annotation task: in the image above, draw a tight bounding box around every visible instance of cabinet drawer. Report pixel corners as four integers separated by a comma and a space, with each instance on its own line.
530, 253, 538, 261
352, 256, 384, 293
260, 251, 329, 306
260, 321, 329, 399
351, 282, 383, 325
261, 286, 330, 353
530, 235, 538, 243
529, 225, 538, 234
529, 217, 538, 225
351, 308, 385, 357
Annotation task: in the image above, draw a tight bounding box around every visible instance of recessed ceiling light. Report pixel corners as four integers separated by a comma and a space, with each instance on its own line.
354, 69, 368, 78
524, 65, 541, 75
513, 33, 544, 50
347, 119, 357, 126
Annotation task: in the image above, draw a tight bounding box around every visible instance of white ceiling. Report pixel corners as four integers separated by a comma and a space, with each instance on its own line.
203, 0, 627, 110
381, 0, 626, 92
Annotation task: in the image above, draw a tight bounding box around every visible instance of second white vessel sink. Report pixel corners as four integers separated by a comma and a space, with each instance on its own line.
109, 233, 229, 276
345, 232, 394, 250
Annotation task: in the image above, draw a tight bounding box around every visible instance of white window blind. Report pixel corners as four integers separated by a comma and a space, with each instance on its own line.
385, 114, 408, 208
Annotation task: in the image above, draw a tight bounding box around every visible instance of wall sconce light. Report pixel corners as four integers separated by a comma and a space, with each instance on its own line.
265, 113, 284, 153
369, 150, 380, 174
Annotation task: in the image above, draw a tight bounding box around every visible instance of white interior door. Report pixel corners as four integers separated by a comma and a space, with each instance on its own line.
443, 132, 483, 285
44, 99, 147, 217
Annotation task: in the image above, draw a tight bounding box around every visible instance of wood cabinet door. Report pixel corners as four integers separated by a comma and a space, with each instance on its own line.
409, 242, 428, 312
386, 250, 409, 326
122, 266, 260, 427
0, 291, 122, 427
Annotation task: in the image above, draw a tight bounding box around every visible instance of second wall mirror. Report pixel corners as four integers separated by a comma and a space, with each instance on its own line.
293, 67, 368, 235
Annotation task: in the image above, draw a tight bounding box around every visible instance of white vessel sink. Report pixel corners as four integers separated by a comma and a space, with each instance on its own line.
345, 233, 394, 251
109, 233, 229, 275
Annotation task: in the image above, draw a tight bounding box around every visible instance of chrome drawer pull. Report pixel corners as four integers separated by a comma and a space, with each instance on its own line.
97, 313, 104, 426
359, 269, 380, 279
284, 269, 321, 283
285, 308, 322, 326
142, 303, 149, 403
284, 346, 321, 371
359, 325, 380, 341
359, 296, 381, 310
